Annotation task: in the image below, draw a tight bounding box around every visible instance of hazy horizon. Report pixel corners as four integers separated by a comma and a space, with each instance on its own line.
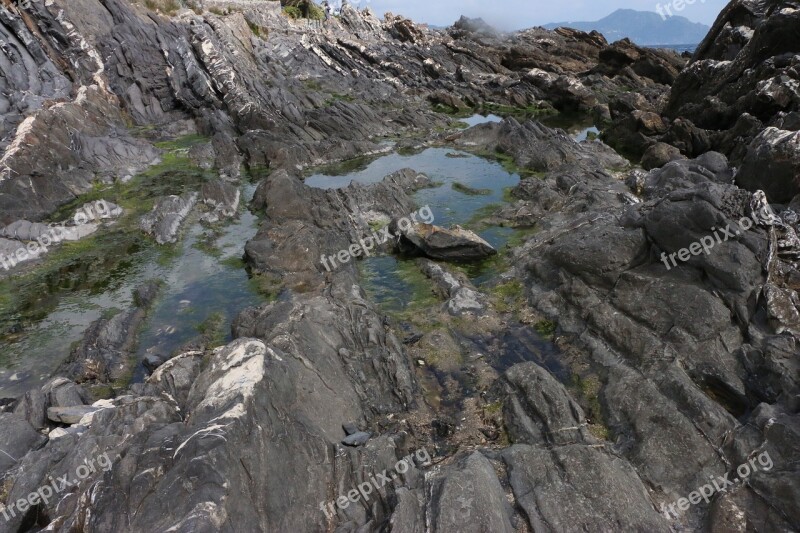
356, 1, 727, 31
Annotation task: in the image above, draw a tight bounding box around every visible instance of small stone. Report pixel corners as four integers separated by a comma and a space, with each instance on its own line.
342, 431, 371, 447
143, 354, 167, 373
47, 406, 102, 425
342, 422, 359, 436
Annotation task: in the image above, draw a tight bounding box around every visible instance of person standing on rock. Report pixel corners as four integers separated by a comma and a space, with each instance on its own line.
323, 0, 332, 22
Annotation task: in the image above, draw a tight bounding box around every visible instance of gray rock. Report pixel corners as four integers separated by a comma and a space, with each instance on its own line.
417, 259, 487, 315
200, 180, 240, 223
455, 118, 628, 173
0, 220, 53, 241
342, 422, 360, 435
342, 431, 372, 447
641, 141, 686, 170
428, 451, 515, 533
142, 353, 168, 374
503, 444, 670, 532
46, 406, 103, 425
736, 128, 800, 203
59, 281, 161, 386
12, 388, 47, 430
140, 192, 198, 244
42, 378, 88, 409
395, 223, 497, 261
0, 413, 46, 474
497, 362, 593, 445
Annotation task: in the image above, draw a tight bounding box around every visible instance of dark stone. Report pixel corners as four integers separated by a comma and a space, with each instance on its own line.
342, 422, 359, 436
342, 431, 372, 447
0, 413, 46, 474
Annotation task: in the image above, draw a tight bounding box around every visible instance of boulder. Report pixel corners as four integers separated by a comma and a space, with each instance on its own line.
428, 452, 515, 533
395, 223, 496, 261
503, 444, 670, 532
46, 405, 104, 425
641, 142, 687, 170
735, 128, 800, 203
0, 413, 46, 473
140, 192, 198, 244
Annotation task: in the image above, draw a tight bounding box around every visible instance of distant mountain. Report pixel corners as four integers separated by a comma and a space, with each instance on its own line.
543, 8, 709, 46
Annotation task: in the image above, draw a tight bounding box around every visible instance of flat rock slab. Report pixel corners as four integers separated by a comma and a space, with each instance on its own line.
47, 405, 103, 425
342, 431, 371, 447
0, 220, 52, 241
398, 223, 496, 261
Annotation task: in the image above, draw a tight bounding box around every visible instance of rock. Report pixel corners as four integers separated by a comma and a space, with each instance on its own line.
763, 284, 800, 336
143, 354, 168, 374
384, 13, 426, 43
0, 0, 797, 530
46, 405, 104, 425
417, 259, 486, 315
0, 413, 46, 473
389, 487, 426, 532
451, 16, 497, 36
140, 192, 198, 244
641, 152, 734, 197
59, 282, 161, 387
342, 422, 360, 436
200, 180, 240, 223
736, 128, 800, 203
455, 118, 628, 173
139, 351, 204, 410
596, 38, 683, 85
523, 69, 597, 111
42, 378, 89, 408
428, 452, 515, 533
188, 142, 216, 170
0, 220, 53, 241
641, 142, 687, 170
395, 223, 496, 261
384, 168, 434, 192
47, 425, 87, 441
342, 431, 372, 447
496, 362, 592, 445
502, 444, 670, 531
12, 388, 48, 430
0, 397, 14, 412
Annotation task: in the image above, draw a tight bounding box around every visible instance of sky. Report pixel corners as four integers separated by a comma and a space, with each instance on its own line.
351, 0, 728, 30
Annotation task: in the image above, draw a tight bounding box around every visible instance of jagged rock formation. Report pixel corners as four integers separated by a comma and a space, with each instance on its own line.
603, 0, 800, 202
0, 0, 797, 532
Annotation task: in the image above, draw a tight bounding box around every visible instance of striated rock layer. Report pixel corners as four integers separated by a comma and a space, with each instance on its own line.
0, 0, 797, 532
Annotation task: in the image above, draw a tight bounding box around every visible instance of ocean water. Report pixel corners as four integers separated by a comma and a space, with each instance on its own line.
646, 44, 698, 54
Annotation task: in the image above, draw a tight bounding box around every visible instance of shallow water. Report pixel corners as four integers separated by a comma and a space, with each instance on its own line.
306, 147, 519, 227
0, 185, 262, 397
461, 113, 503, 127
460, 113, 597, 142
307, 146, 569, 387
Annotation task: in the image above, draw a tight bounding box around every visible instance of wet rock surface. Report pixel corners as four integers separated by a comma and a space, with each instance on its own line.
140, 192, 199, 244
395, 223, 497, 261
0, 0, 797, 531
